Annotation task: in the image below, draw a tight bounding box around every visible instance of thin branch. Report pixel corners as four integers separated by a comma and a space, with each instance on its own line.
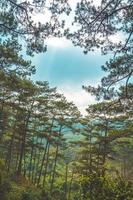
125, 70, 133, 98
0, 23, 34, 35
88, 0, 116, 25
8, 0, 35, 29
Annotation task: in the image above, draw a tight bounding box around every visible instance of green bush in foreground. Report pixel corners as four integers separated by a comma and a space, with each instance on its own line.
0, 159, 132, 200
80, 174, 133, 200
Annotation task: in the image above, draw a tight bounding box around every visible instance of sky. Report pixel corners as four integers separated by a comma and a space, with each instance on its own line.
31, 38, 111, 115
30, 0, 113, 115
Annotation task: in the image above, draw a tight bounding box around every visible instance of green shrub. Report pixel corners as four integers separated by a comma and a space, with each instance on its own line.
80, 174, 133, 200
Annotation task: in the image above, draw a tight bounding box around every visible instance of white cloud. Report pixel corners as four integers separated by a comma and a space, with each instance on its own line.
93, 0, 102, 6
69, 0, 80, 8
32, 11, 51, 24
69, 0, 102, 8
46, 37, 72, 49
58, 84, 96, 115
109, 32, 125, 44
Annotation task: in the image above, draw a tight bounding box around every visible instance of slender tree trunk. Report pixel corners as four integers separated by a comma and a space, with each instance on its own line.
68, 170, 74, 200
38, 117, 55, 186
6, 103, 20, 172
43, 143, 50, 187
28, 141, 34, 180
0, 96, 5, 142
29, 117, 37, 181
123, 158, 126, 178
50, 144, 59, 194
6, 126, 16, 171
89, 131, 93, 200
32, 148, 36, 183
34, 148, 42, 185
49, 159, 54, 185
50, 125, 62, 194
23, 151, 27, 177
37, 140, 49, 186
65, 164, 68, 200
32, 135, 41, 184
102, 119, 108, 177
17, 124, 26, 174
15, 137, 21, 172
17, 110, 31, 175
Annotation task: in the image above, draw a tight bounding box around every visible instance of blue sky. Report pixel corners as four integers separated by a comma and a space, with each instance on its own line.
29, 0, 124, 114
32, 42, 107, 85
31, 37, 111, 115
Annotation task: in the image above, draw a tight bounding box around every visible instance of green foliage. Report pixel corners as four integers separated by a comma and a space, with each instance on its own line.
0, 0, 71, 55
80, 175, 133, 200
0, 1, 133, 199
69, 0, 133, 55
21, 188, 41, 200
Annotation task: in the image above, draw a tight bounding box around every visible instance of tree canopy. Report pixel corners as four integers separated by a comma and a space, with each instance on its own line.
67, 0, 133, 55
0, 0, 133, 200
0, 0, 71, 55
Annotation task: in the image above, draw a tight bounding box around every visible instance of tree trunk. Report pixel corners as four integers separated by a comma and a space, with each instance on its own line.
68, 170, 74, 200
37, 140, 49, 186
43, 143, 50, 187
65, 164, 68, 200
17, 110, 32, 175
50, 144, 59, 194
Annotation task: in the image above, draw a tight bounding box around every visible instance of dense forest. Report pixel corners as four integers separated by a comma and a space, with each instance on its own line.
0, 0, 133, 200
